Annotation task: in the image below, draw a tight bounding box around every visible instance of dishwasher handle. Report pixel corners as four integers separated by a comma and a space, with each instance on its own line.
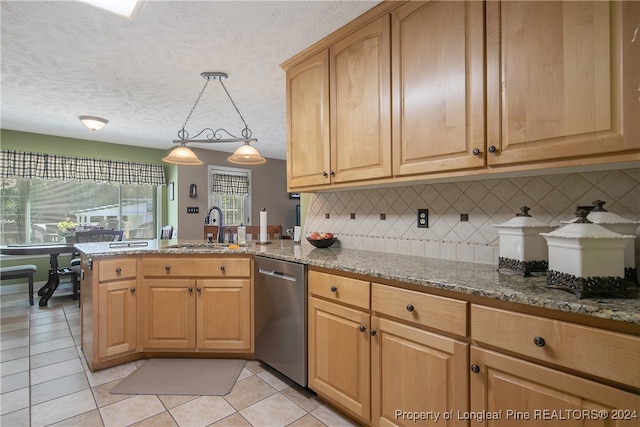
257, 267, 297, 282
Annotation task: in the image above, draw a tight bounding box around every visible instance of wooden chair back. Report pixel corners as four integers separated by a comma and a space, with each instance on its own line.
204, 224, 283, 241
74, 229, 124, 243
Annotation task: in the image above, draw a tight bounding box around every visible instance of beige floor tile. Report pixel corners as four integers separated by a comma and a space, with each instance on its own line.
0, 320, 29, 333
310, 405, 361, 427
210, 412, 252, 427
91, 379, 132, 407
0, 370, 29, 393
257, 368, 294, 391
31, 346, 79, 369
30, 320, 69, 336
30, 336, 76, 355
30, 327, 72, 344
0, 406, 30, 427
1, 327, 29, 341
240, 393, 306, 427
99, 395, 165, 427
130, 411, 178, 427
236, 367, 254, 381
244, 360, 268, 374
170, 396, 236, 427
30, 357, 85, 386
0, 345, 29, 363
280, 386, 322, 413
0, 386, 29, 415
85, 360, 138, 387
224, 374, 278, 411
158, 394, 199, 410
31, 388, 97, 427
30, 313, 67, 327
31, 372, 90, 405
48, 409, 104, 427
287, 414, 329, 427
0, 335, 29, 350
0, 356, 29, 376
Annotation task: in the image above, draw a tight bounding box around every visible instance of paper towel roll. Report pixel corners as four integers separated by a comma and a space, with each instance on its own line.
260, 209, 268, 243
293, 226, 301, 243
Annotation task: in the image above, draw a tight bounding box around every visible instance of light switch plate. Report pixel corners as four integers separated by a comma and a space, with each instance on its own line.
187, 207, 199, 214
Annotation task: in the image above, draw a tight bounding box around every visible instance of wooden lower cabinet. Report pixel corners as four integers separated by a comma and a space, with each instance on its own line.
140, 278, 252, 352
470, 347, 640, 427
308, 295, 371, 422
371, 316, 469, 427
97, 279, 138, 359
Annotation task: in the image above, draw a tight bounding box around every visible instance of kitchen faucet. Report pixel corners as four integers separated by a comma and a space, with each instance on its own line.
203, 206, 225, 243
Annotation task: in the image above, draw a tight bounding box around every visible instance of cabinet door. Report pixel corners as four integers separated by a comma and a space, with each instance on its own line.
286, 50, 331, 189
486, 1, 640, 166
196, 279, 251, 351
470, 347, 640, 427
308, 296, 371, 421
371, 317, 469, 427
392, 1, 485, 176
97, 279, 137, 359
140, 279, 196, 349
330, 15, 392, 184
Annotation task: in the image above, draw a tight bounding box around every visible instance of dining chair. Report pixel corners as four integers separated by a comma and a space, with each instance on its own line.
70, 229, 124, 301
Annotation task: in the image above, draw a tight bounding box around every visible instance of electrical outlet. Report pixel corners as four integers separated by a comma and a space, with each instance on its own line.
417, 209, 429, 228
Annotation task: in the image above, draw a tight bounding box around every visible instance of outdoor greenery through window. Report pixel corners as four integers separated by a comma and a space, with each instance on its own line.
0, 177, 157, 245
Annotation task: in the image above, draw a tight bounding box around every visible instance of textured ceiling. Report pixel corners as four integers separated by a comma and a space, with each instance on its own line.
1, 0, 380, 160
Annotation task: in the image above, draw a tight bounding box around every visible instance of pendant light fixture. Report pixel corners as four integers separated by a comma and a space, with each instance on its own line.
163, 72, 266, 166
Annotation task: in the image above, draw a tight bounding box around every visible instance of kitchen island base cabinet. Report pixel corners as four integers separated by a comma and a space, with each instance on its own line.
470, 347, 640, 427
308, 295, 371, 422
371, 317, 469, 427
98, 279, 137, 359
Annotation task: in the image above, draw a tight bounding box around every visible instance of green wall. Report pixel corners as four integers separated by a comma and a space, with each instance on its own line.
1, 129, 171, 286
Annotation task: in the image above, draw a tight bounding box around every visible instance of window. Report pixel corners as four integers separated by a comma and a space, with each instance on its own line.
0, 150, 165, 245
0, 178, 157, 244
209, 166, 251, 226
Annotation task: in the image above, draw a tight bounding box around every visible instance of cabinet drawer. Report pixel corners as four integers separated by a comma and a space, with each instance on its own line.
471, 305, 640, 389
142, 257, 250, 277
98, 258, 137, 282
309, 270, 370, 310
372, 284, 467, 337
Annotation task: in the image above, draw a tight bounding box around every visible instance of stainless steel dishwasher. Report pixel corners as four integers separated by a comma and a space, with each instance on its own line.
254, 256, 307, 387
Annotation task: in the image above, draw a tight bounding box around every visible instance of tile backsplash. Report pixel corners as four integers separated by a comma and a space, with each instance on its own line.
303, 167, 640, 265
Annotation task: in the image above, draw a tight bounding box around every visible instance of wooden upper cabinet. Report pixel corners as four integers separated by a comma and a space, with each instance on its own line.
392, 1, 486, 176
286, 50, 331, 189
330, 15, 392, 184
486, 1, 640, 166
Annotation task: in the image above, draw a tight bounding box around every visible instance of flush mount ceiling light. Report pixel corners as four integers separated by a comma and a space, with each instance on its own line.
78, 115, 109, 131
163, 72, 266, 166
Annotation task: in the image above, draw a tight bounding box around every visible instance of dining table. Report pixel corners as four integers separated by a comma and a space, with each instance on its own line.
1, 243, 77, 307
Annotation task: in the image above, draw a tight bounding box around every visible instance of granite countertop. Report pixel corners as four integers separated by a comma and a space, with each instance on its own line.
75, 239, 640, 325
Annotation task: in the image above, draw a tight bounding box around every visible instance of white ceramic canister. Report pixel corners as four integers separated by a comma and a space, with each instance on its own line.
541, 209, 637, 298
494, 206, 557, 276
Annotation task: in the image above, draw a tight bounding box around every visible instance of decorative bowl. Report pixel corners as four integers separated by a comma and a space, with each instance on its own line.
306, 237, 337, 248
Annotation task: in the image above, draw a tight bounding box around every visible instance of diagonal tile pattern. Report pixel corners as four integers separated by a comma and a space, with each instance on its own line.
0, 292, 361, 427
304, 168, 640, 264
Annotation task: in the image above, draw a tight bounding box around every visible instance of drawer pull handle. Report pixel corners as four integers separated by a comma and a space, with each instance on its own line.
330, 286, 337, 292
471, 364, 480, 374
165, 265, 171, 271
220, 265, 225, 272
370, 329, 377, 336
358, 325, 366, 333
533, 336, 546, 347
115, 267, 122, 274
130, 288, 135, 294
406, 304, 414, 312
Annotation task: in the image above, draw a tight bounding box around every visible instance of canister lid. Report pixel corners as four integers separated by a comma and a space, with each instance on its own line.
542, 209, 636, 239
562, 200, 639, 225
494, 206, 555, 229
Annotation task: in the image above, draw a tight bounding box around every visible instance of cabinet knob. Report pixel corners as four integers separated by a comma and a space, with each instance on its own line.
471, 364, 480, 374
165, 265, 171, 271
130, 288, 136, 294
488, 145, 497, 153
358, 325, 366, 333
533, 336, 546, 347
197, 287, 202, 293
472, 148, 481, 156
322, 171, 328, 177
406, 304, 414, 312
330, 170, 335, 177
115, 267, 122, 274
188, 287, 193, 293
220, 265, 225, 272
330, 286, 337, 292
370, 329, 377, 336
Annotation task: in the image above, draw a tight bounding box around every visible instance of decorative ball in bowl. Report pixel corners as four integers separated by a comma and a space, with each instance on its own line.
307, 232, 337, 248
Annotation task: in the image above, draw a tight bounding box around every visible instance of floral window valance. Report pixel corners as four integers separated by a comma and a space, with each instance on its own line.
0, 150, 166, 186
211, 173, 249, 196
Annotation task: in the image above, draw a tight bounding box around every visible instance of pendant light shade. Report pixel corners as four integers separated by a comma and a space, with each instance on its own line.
165, 71, 266, 166
227, 141, 266, 165
162, 143, 203, 165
